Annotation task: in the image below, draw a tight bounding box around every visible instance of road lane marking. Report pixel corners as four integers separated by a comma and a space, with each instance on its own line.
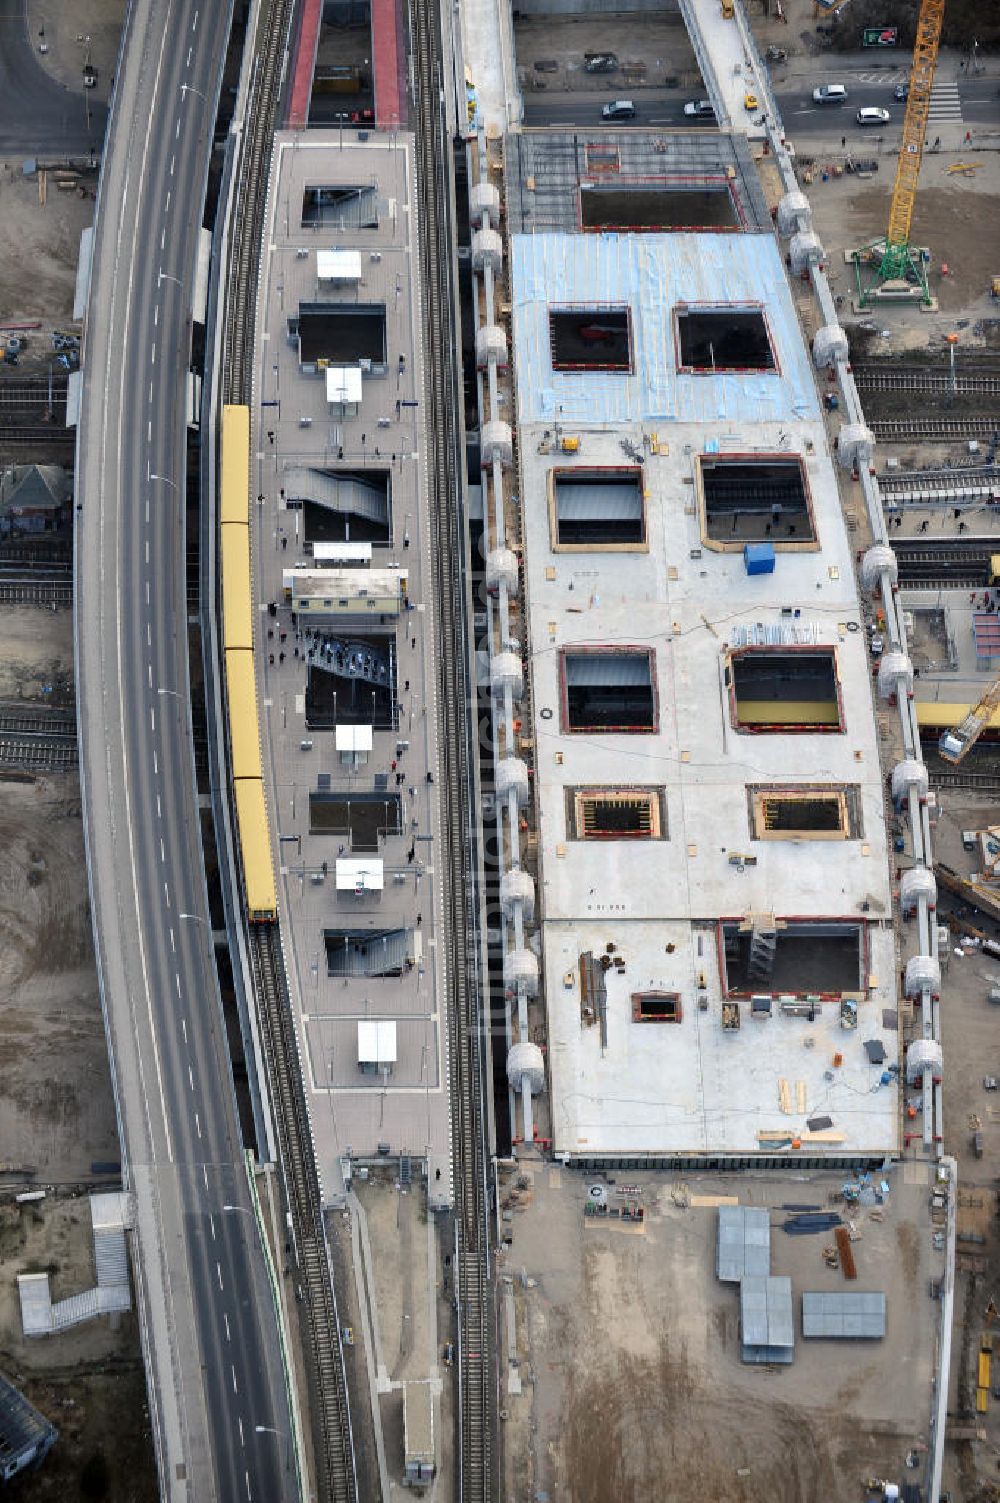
210, 1213, 216, 1241
188, 1064, 194, 1091
147, 663, 152, 688
156, 795, 161, 818
147, 420, 152, 442
161, 227, 165, 250
202, 1165, 209, 1190
147, 621, 151, 645
149, 707, 155, 732
161, 840, 167, 864
148, 380, 154, 402
175, 118, 181, 139
152, 749, 157, 776
238, 1416, 244, 1447
231, 1364, 238, 1395
151, 341, 157, 364
186, 46, 192, 68
145, 538, 149, 564
246, 1472, 252, 1500
175, 975, 182, 999
216, 1261, 223, 1291
164, 192, 170, 214
192, 9, 199, 30
153, 305, 158, 326
168, 923, 175, 949
163, 880, 170, 909
224, 1312, 231, 1342
195, 1112, 202, 1139
169, 156, 175, 176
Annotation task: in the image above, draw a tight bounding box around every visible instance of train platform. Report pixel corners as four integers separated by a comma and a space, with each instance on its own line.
288, 0, 322, 128
249, 130, 452, 1209
371, 0, 404, 128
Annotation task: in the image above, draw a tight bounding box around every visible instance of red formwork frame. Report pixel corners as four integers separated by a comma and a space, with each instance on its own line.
558, 644, 659, 735
673, 300, 781, 377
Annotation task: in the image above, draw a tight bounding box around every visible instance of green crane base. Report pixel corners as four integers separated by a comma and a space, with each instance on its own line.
848, 237, 935, 309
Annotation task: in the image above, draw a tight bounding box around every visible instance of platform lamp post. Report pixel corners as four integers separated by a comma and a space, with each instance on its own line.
335, 112, 348, 151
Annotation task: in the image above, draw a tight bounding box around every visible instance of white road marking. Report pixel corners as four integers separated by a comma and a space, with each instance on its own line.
149, 381, 154, 402
147, 420, 152, 442
161, 227, 166, 250
149, 707, 155, 732
202, 1164, 209, 1190
156, 794, 161, 818
238, 1416, 244, 1447
179, 1002, 185, 1027
231, 1364, 238, 1395
192, 9, 199, 30
169, 924, 175, 950
146, 580, 150, 606
209, 1213, 216, 1241
176, 117, 181, 139
161, 840, 167, 864
147, 663, 152, 688
246, 1472, 252, 1500
145, 539, 149, 564
195, 1112, 202, 1139
169, 156, 175, 176
163, 880, 170, 908
224, 1312, 231, 1342
188, 1064, 194, 1091
164, 193, 170, 215
151, 341, 156, 364
186, 46, 192, 68
216, 1261, 224, 1291
147, 622, 151, 646
152, 749, 157, 776
153, 305, 159, 326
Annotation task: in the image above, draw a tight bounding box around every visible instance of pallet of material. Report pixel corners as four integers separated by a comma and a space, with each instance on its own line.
834, 1225, 857, 1280
689, 1194, 740, 1208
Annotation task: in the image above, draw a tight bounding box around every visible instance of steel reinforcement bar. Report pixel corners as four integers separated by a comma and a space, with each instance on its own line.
412, 1, 494, 1499
221, 4, 358, 1500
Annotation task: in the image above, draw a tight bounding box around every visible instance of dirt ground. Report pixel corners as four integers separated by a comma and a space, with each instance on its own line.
0, 1195, 155, 1502
502, 1162, 939, 1503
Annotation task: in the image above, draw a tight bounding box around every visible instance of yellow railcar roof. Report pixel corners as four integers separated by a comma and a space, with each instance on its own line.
225, 649, 262, 782
221, 405, 250, 526
234, 778, 276, 918
221, 525, 253, 651
916, 702, 1000, 732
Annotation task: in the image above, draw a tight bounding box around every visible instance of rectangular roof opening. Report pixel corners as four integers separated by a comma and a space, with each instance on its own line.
299, 469, 392, 545
551, 467, 645, 549
309, 791, 403, 850
701, 456, 814, 546
749, 787, 858, 841
561, 648, 657, 733
325, 928, 409, 978
721, 919, 865, 996
302, 185, 379, 229
549, 306, 632, 373
677, 306, 774, 373
581, 182, 739, 232
305, 630, 396, 730
729, 647, 842, 733
631, 991, 682, 1023
567, 786, 666, 839
296, 303, 386, 365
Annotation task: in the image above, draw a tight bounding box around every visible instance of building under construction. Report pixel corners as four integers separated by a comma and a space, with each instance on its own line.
482, 127, 900, 1167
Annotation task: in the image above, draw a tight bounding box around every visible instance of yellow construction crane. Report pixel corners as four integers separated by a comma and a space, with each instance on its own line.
852, 0, 946, 307
939, 671, 1000, 764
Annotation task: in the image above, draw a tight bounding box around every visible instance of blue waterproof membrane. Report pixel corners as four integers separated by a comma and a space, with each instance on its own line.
511, 231, 820, 426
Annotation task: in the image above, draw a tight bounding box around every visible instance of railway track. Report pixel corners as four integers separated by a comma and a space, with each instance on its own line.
0, 703, 75, 737
221, 3, 358, 1500
929, 770, 1000, 799
0, 562, 73, 606
412, 1, 494, 1499
0, 735, 77, 770
855, 364, 1000, 397
0, 424, 74, 445
249, 927, 355, 1503
873, 417, 1000, 443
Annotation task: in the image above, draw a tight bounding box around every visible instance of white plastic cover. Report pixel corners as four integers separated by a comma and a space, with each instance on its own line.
507, 1040, 545, 1095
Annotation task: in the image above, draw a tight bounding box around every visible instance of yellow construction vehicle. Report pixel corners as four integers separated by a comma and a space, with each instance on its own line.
939, 671, 1000, 764
851, 0, 945, 307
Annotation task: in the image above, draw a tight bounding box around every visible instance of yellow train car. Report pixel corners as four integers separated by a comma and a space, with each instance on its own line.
234, 778, 277, 922
221, 525, 253, 651
225, 648, 263, 782
221, 405, 250, 526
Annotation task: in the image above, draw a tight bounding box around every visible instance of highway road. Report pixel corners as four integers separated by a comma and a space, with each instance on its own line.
521, 75, 1000, 136
0, 0, 107, 154
75, 1, 296, 1499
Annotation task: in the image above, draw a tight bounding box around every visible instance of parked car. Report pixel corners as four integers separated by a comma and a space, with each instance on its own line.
584, 53, 617, 73
683, 99, 715, 118
857, 106, 891, 125
894, 81, 909, 100
602, 99, 636, 120
765, 46, 787, 62
813, 83, 848, 104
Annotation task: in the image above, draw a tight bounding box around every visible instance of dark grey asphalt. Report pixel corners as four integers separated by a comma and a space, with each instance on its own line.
75, 1, 296, 1498
0, 0, 107, 154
